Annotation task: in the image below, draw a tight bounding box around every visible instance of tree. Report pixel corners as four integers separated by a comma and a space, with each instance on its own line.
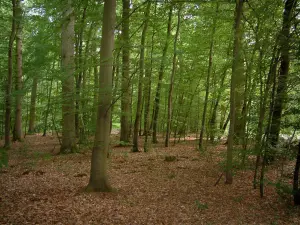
226, 0, 244, 184
86, 0, 116, 192
152, 4, 173, 144
13, 0, 23, 142
268, 0, 297, 147
60, 0, 77, 153
132, 1, 151, 152
165, 4, 182, 147
4, 0, 16, 148
120, 0, 131, 144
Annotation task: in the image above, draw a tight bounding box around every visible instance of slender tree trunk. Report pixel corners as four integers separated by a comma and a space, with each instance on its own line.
13, 0, 23, 142
132, 1, 151, 152
75, 3, 88, 138
4, 0, 16, 148
253, 44, 279, 189
165, 5, 182, 147
120, 0, 131, 143
152, 4, 173, 144
86, 0, 116, 192
28, 77, 38, 134
268, 0, 296, 147
144, 3, 156, 152
226, 0, 244, 184
293, 141, 300, 205
43, 77, 53, 136
60, 0, 76, 153
199, 2, 219, 150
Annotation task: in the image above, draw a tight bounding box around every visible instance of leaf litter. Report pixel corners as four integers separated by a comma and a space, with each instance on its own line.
0, 134, 299, 224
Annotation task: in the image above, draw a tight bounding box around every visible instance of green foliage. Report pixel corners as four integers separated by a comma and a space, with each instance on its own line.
0, 148, 8, 169
195, 200, 208, 210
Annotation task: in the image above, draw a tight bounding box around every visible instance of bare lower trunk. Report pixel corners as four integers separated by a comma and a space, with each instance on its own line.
28, 77, 38, 134
86, 0, 116, 192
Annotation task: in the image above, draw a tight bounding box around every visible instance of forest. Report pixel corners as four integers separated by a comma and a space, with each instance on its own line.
1, 0, 300, 224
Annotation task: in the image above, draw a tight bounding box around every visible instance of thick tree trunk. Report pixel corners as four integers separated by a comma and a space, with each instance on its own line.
60, 0, 77, 153
28, 77, 38, 134
226, 0, 244, 184
132, 1, 151, 152
199, 2, 218, 150
165, 5, 181, 147
4, 0, 16, 148
120, 0, 131, 143
268, 0, 296, 147
152, 5, 173, 144
13, 0, 23, 142
86, 0, 116, 192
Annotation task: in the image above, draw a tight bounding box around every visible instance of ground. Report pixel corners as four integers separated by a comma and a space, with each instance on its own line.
0, 134, 300, 225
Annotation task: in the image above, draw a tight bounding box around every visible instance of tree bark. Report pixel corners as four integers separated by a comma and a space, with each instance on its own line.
165, 5, 182, 147
4, 0, 16, 148
152, 4, 173, 144
13, 0, 23, 142
226, 0, 244, 184
199, 2, 219, 150
28, 77, 38, 134
132, 1, 151, 152
120, 0, 131, 143
60, 0, 77, 153
86, 0, 116, 192
268, 0, 296, 147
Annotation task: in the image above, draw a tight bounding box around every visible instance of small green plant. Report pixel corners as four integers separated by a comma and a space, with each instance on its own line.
0, 148, 8, 169
119, 141, 131, 147
168, 173, 176, 179
164, 155, 177, 162
232, 196, 243, 203
195, 200, 208, 210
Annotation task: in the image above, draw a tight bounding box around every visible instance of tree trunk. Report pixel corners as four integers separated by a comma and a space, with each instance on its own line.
165, 5, 182, 147
199, 2, 219, 150
132, 1, 151, 152
144, 2, 156, 152
86, 0, 116, 192
75, 2, 88, 138
268, 0, 296, 147
43, 76, 53, 136
293, 141, 300, 205
13, 0, 23, 142
152, 4, 173, 144
28, 77, 38, 134
253, 44, 279, 189
120, 0, 131, 143
4, 0, 16, 148
60, 0, 77, 153
226, 0, 244, 184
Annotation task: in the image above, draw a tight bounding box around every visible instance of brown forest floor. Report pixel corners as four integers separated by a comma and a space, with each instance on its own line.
0, 134, 300, 225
